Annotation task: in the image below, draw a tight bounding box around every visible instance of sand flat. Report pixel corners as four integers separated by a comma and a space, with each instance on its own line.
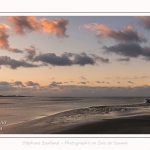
1, 103, 150, 134
1, 115, 150, 134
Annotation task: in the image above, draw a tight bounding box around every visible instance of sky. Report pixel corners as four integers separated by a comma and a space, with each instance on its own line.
0, 16, 150, 97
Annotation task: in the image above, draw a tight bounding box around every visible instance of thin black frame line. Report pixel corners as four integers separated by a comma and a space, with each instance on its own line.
0, 137, 150, 138
0, 12, 150, 13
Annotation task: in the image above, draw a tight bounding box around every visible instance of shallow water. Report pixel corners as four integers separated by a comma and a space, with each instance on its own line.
0, 97, 149, 126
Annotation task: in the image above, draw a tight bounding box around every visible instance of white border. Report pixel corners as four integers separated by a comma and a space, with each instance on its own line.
1, 13, 150, 16
1, 0, 150, 147
0, 0, 150, 12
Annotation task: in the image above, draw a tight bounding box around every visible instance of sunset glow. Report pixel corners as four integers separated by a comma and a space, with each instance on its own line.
0, 16, 150, 96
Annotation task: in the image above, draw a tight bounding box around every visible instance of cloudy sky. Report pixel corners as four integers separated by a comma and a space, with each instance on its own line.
0, 16, 150, 96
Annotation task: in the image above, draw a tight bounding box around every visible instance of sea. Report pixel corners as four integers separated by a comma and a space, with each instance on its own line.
0, 96, 150, 126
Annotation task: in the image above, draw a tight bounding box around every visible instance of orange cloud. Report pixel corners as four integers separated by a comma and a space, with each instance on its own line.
25, 46, 36, 60
136, 16, 150, 30
83, 23, 146, 42
0, 24, 9, 49
84, 24, 111, 36
40, 18, 68, 37
8, 46, 23, 53
136, 16, 149, 22
6, 16, 69, 37
6, 16, 41, 35
0, 23, 23, 53
25, 45, 36, 52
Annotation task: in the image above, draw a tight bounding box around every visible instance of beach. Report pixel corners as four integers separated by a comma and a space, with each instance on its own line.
1, 115, 150, 134
58, 115, 150, 134
1, 98, 150, 134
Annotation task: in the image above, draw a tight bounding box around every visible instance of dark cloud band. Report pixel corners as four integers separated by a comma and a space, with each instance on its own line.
103, 42, 150, 59
34, 52, 110, 66
0, 56, 39, 69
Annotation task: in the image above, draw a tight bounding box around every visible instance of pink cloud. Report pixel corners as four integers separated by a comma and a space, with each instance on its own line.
40, 18, 68, 38
136, 16, 150, 30
0, 23, 22, 53
6, 16, 69, 38
83, 23, 146, 42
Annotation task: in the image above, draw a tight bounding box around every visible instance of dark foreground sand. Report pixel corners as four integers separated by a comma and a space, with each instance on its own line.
57, 115, 150, 134
1, 115, 150, 134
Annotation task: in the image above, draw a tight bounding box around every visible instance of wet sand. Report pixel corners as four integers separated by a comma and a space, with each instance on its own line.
1, 115, 150, 134
57, 115, 150, 134
1, 100, 150, 134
